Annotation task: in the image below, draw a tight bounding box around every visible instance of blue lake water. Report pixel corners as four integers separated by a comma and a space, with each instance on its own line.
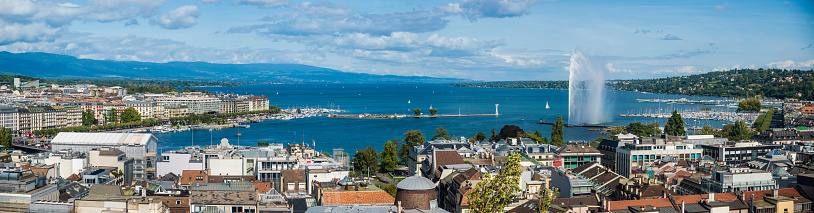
153, 84, 733, 153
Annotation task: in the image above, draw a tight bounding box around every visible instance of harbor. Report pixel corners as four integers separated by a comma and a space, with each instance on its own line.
619, 110, 761, 124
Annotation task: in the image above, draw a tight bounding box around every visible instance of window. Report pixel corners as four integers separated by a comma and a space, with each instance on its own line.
176, 200, 181, 205
231, 206, 244, 212
299, 183, 306, 190
288, 183, 295, 191
195, 176, 203, 181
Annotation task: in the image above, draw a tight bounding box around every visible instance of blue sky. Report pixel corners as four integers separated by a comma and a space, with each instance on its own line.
0, 0, 812, 81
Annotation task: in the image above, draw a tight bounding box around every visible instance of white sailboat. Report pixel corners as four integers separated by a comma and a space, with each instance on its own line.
408, 100, 411, 104
546, 102, 550, 109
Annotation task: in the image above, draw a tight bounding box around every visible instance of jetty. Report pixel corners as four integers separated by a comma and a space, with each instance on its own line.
538, 120, 609, 128
329, 113, 499, 119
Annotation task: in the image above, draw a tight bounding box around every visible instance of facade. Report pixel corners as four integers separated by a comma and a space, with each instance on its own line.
0, 171, 59, 204
124, 101, 164, 119
0, 105, 18, 132
157, 151, 205, 178
88, 148, 135, 184
220, 98, 250, 113
247, 96, 270, 111
36, 152, 88, 179
523, 144, 557, 166
51, 132, 158, 180
701, 142, 782, 165
555, 145, 602, 169
157, 96, 221, 114
164, 105, 190, 118
615, 137, 703, 178
701, 168, 776, 193
16, 106, 82, 134
409, 139, 474, 176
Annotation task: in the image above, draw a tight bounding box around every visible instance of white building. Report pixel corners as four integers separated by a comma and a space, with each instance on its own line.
51, 132, 158, 180
156, 150, 204, 177
36, 152, 88, 179
615, 137, 703, 178
0, 105, 18, 132
156, 96, 221, 114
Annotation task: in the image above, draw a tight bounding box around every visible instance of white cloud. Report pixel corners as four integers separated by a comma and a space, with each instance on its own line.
606, 63, 633, 73
151, 5, 199, 29
0, 20, 61, 45
426, 34, 504, 57
200, 0, 221, 3
453, 0, 541, 21
654, 66, 700, 74
236, 0, 290, 9
294, 2, 354, 18
767, 59, 814, 68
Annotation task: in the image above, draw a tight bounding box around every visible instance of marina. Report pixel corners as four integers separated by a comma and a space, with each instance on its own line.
619, 110, 761, 124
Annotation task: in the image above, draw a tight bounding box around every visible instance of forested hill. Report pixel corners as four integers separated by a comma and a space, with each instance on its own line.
451, 69, 814, 100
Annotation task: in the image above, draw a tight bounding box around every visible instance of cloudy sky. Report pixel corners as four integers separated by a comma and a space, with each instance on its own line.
0, 0, 812, 81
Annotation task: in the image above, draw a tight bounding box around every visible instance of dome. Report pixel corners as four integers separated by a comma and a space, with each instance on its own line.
396, 175, 435, 190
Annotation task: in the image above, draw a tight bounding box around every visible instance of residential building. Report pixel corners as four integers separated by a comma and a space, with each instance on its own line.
554, 145, 602, 170
16, 105, 82, 134
247, 96, 269, 111
740, 188, 813, 213
75, 185, 168, 213
570, 162, 625, 198
164, 105, 190, 118
124, 101, 164, 119
88, 148, 134, 184
156, 149, 204, 178
35, 152, 88, 179
220, 98, 250, 113
523, 144, 557, 166
701, 142, 782, 165
409, 139, 474, 176
181, 170, 208, 187
0, 105, 18, 132
700, 167, 776, 193
615, 137, 703, 178
156, 96, 221, 114
312, 177, 395, 206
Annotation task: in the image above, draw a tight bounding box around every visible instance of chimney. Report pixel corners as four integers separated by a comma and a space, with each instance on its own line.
749, 195, 755, 213
397, 201, 403, 213
709, 193, 714, 202
772, 189, 779, 197
681, 201, 685, 213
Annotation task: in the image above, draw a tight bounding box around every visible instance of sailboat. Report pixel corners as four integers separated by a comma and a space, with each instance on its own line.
546, 102, 550, 109
408, 100, 411, 104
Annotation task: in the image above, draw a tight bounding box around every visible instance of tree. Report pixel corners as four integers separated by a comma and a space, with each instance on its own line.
120, 107, 141, 123
467, 153, 523, 213
432, 127, 451, 140
413, 108, 421, 115
665, 110, 686, 136
380, 138, 399, 172
692, 125, 720, 136
470, 132, 487, 143
551, 115, 564, 147
429, 108, 438, 116
737, 98, 761, 112
627, 122, 661, 137
296, 108, 302, 114
536, 188, 559, 213
353, 146, 379, 175
398, 130, 425, 165
81, 109, 96, 127
0, 128, 11, 149
106, 109, 118, 123
489, 128, 498, 142
258, 142, 270, 146
497, 125, 524, 141
721, 121, 753, 141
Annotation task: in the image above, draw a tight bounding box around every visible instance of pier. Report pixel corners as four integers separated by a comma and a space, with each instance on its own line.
329, 113, 499, 119
538, 120, 609, 128
618, 110, 760, 124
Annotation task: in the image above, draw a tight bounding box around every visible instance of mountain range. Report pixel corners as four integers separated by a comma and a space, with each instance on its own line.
0, 52, 462, 84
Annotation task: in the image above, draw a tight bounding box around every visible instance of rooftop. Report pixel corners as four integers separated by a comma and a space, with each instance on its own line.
52, 132, 156, 146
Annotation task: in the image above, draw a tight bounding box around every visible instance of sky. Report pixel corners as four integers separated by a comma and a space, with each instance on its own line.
0, 0, 812, 81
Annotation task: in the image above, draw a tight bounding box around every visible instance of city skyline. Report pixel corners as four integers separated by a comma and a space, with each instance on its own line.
0, 0, 812, 81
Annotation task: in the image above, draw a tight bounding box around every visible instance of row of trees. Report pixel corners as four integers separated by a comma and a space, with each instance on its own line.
412, 108, 439, 115
352, 129, 428, 174
80, 108, 143, 127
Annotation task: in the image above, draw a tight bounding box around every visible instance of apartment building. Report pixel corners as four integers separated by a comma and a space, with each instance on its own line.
615, 137, 703, 178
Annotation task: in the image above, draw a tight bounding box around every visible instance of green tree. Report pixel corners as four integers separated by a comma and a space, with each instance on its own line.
413, 108, 421, 115
497, 125, 524, 141
489, 128, 498, 142
106, 109, 118, 123
81, 109, 96, 127
380, 138, 399, 172
353, 146, 379, 175
700, 107, 712, 111
0, 128, 11, 149
737, 98, 761, 112
626, 122, 661, 137
536, 188, 559, 213
429, 108, 438, 116
296, 108, 302, 114
398, 130, 425, 165
432, 127, 451, 140
665, 110, 686, 136
692, 125, 720, 135
120, 107, 141, 123
469, 132, 487, 143
721, 121, 754, 141
467, 153, 523, 213
551, 115, 564, 147
258, 142, 270, 146
382, 183, 398, 198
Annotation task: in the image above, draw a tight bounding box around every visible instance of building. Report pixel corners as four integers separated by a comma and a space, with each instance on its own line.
156, 149, 204, 178
615, 137, 703, 178
701, 167, 776, 193
220, 98, 250, 113
75, 185, 168, 213
88, 148, 134, 184
395, 175, 440, 211
157, 96, 221, 114
701, 142, 782, 165
313, 177, 395, 206
124, 101, 164, 119
0, 170, 59, 204
752, 129, 814, 145
550, 170, 594, 198
181, 170, 208, 187
35, 152, 88, 179
555, 145, 602, 169
740, 188, 813, 213
0, 105, 19, 132
51, 132, 158, 180
281, 170, 307, 195
523, 144, 557, 166
409, 139, 474, 176
16, 106, 82, 134
164, 105, 190, 118
247, 96, 270, 111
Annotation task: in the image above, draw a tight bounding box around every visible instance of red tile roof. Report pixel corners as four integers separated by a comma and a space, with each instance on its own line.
607, 198, 673, 210
66, 173, 80, 181
322, 191, 395, 205
181, 170, 208, 185
435, 150, 465, 168
673, 193, 739, 205
252, 181, 273, 193
740, 188, 803, 201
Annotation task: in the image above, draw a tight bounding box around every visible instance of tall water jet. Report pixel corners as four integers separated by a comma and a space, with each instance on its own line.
568, 50, 607, 124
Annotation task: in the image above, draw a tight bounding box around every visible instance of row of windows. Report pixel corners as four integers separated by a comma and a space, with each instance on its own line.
630, 153, 700, 160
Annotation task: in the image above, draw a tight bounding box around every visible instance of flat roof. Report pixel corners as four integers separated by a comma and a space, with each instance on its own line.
52, 132, 156, 146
